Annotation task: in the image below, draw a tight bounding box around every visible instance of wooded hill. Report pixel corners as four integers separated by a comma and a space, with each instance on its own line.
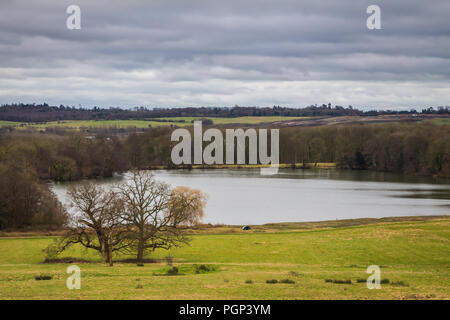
1, 103, 448, 123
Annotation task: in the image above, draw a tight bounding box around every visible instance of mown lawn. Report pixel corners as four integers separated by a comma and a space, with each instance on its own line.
0, 218, 449, 299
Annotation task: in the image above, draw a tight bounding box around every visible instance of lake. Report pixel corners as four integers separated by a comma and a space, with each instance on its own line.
52, 169, 450, 225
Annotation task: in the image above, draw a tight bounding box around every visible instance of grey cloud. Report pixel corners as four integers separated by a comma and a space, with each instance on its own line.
0, 0, 449, 108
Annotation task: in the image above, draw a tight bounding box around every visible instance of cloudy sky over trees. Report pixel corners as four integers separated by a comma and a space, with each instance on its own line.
0, 0, 449, 109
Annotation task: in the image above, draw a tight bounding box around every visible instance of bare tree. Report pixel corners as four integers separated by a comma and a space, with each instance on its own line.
45, 172, 207, 264
167, 186, 206, 226
46, 182, 129, 266
119, 170, 206, 261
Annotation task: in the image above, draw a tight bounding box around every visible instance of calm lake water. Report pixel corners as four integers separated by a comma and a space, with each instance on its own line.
52, 169, 450, 225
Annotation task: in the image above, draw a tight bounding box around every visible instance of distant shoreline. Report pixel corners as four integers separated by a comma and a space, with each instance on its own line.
146, 162, 337, 170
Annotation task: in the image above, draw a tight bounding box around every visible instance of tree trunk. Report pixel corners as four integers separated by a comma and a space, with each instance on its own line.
108, 245, 113, 266
101, 243, 113, 266
136, 230, 145, 262
101, 251, 108, 263
100, 239, 108, 263
100, 238, 113, 266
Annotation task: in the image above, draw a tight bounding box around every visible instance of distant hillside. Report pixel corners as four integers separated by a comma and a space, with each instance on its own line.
0, 103, 448, 123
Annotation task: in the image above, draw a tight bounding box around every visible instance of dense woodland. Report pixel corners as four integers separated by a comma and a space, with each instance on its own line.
1, 103, 449, 122
0, 122, 448, 230
0, 164, 67, 230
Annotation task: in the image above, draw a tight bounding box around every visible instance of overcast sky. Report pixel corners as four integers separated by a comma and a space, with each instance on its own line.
0, 0, 449, 109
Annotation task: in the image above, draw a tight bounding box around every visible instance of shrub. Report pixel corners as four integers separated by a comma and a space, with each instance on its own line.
266, 279, 278, 284
35, 274, 53, 281
333, 279, 352, 284
357, 278, 393, 285
136, 263, 144, 267
326, 279, 352, 284
194, 264, 216, 274
245, 280, 253, 284
167, 266, 179, 275
280, 279, 295, 284
391, 281, 409, 287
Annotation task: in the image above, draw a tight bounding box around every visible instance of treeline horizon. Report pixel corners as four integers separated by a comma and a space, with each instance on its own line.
1, 103, 449, 123
1, 122, 448, 181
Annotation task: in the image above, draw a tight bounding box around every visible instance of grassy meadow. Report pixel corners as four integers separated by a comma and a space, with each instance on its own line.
1, 116, 448, 130
422, 118, 450, 125
0, 116, 308, 130
0, 120, 24, 127
0, 216, 448, 300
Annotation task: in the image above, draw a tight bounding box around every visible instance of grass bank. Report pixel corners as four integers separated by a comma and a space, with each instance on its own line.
0, 216, 448, 299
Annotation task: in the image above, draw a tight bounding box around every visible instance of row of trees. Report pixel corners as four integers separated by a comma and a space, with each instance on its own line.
279, 124, 449, 176
1, 103, 448, 122
0, 164, 67, 229
0, 131, 128, 182
127, 123, 450, 177
46, 171, 206, 265
1, 122, 448, 183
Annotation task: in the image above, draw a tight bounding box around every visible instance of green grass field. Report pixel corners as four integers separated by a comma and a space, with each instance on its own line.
0, 217, 448, 300
0, 121, 24, 127
1, 116, 448, 130
0, 116, 307, 130
422, 118, 450, 125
